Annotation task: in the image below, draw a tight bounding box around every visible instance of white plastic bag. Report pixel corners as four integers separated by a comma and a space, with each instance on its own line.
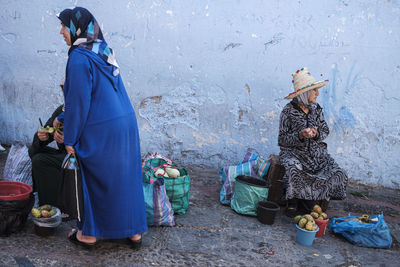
2, 142, 32, 186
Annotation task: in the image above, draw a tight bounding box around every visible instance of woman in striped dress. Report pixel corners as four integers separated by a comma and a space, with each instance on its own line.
278, 68, 348, 217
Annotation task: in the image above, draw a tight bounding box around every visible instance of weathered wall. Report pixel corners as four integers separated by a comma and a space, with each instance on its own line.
1, 0, 399, 188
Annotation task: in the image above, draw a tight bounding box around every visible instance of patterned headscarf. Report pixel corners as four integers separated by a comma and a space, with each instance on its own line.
57, 7, 120, 76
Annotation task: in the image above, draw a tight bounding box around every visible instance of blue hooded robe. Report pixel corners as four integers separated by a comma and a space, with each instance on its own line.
59, 7, 147, 238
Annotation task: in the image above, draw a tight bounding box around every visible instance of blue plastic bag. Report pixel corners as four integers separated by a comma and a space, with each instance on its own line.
330, 214, 392, 248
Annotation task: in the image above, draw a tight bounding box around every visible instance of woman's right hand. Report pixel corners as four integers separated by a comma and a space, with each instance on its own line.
65, 145, 75, 154
37, 129, 49, 141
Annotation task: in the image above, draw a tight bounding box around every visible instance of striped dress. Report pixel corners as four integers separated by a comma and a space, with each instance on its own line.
278, 101, 348, 201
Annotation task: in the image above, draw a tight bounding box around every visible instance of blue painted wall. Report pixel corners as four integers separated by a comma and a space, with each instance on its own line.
1, 0, 399, 188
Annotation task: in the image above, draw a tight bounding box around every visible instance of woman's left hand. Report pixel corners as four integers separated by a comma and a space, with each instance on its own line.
53, 117, 61, 128
65, 145, 75, 154
310, 127, 318, 138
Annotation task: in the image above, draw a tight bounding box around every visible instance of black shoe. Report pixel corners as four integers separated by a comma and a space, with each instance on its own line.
285, 207, 297, 218
285, 199, 297, 218
128, 236, 142, 250
68, 230, 98, 250
299, 199, 315, 213
318, 199, 329, 212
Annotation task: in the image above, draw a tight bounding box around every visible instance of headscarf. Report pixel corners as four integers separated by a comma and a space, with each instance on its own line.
293, 89, 318, 111
295, 90, 312, 106
57, 7, 120, 76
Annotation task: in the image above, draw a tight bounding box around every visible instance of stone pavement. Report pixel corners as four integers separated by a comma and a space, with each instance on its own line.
0, 146, 399, 267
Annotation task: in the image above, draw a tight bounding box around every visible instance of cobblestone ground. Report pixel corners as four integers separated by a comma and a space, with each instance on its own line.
0, 146, 399, 267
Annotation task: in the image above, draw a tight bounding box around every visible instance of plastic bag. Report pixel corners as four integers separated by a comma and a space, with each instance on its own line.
219, 152, 261, 205
230, 175, 269, 216
257, 156, 271, 178
32, 206, 62, 228
330, 214, 392, 248
59, 154, 84, 221
143, 178, 175, 226
143, 157, 191, 215
142, 152, 172, 171
163, 168, 190, 215
2, 143, 32, 186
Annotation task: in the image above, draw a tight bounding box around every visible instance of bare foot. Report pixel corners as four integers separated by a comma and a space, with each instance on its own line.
129, 233, 142, 242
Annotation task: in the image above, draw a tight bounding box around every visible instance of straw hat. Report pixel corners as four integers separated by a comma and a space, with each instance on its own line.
285, 67, 328, 99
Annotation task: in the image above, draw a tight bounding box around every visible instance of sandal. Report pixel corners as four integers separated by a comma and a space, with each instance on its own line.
68, 229, 98, 250
299, 200, 315, 213
285, 206, 297, 218
128, 234, 142, 250
285, 198, 298, 218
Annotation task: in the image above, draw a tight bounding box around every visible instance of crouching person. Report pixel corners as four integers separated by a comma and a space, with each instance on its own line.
29, 79, 67, 211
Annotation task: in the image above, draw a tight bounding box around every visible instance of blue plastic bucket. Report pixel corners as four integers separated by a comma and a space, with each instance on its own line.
296, 224, 319, 246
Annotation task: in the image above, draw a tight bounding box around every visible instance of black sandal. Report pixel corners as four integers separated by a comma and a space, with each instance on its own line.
128, 235, 142, 250
285, 206, 297, 218
285, 199, 298, 218
68, 230, 98, 250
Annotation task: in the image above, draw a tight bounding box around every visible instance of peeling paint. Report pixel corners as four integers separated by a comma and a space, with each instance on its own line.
140, 96, 162, 109
245, 84, 251, 94
262, 110, 276, 121
229, 138, 239, 145
238, 109, 248, 122
207, 85, 225, 105
138, 83, 204, 130
192, 132, 220, 148
141, 123, 152, 132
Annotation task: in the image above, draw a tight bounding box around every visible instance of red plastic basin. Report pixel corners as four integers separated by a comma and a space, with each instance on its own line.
0, 181, 33, 201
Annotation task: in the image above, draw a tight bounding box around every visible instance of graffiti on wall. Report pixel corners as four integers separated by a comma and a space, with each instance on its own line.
322, 63, 357, 131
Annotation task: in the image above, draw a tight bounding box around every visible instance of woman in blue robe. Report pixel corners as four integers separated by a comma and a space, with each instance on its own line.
56, 7, 147, 248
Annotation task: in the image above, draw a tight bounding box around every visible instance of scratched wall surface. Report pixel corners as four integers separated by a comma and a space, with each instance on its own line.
1, 0, 399, 188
